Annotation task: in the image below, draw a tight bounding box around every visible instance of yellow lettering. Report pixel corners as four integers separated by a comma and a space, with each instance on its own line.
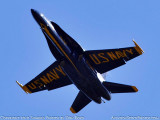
98, 53, 109, 63
115, 51, 125, 59
46, 73, 56, 81
89, 54, 101, 64
40, 76, 50, 84
28, 83, 37, 89
50, 69, 60, 79
126, 49, 133, 54
123, 50, 127, 57
34, 79, 43, 87
56, 65, 66, 76
107, 52, 117, 60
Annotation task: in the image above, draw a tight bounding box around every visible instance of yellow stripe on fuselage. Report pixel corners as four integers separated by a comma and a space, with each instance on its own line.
42, 23, 79, 72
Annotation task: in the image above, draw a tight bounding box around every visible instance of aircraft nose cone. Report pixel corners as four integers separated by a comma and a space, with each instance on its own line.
31, 9, 38, 16
31, 9, 35, 14
31, 9, 34, 13
31, 9, 41, 23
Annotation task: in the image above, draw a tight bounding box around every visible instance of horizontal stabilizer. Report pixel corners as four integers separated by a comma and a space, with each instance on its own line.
70, 91, 91, 113
102, 81, 138, 93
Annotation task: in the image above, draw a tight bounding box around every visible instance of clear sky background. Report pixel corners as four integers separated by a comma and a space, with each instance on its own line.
0, 0, 160, 120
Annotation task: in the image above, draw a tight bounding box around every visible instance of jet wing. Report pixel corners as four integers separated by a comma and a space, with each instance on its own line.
70, 91, 91, 113
84, 40, 144, 74
16, 61, 72, 94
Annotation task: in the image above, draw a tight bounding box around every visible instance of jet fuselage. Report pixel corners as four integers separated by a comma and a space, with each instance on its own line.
31, 9, 111, 103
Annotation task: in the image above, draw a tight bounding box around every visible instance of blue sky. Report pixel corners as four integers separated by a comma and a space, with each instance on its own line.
0, 0, 160, 120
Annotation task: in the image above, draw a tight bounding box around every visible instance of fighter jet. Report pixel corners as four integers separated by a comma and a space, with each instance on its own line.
16, 9, 144, 113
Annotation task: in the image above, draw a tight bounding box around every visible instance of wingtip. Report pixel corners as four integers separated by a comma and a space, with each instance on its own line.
16, 81, 31, 94
16, 81, 23, 88
132, 40, 144, 55
70, 107, 77, 114
132, 86, 138, 92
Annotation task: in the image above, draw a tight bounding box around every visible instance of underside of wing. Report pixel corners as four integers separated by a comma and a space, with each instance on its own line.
84, 40, 144, 74
70, 91, 92, 113
16, 61, 72, 94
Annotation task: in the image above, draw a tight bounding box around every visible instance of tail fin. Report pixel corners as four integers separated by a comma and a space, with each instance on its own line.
102, 81, 138, 93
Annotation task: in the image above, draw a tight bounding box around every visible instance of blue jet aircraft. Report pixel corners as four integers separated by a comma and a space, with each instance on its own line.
16, 9, 144, 113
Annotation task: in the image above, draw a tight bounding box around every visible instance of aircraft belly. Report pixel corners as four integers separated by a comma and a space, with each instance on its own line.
76, 56, 111, 101
47, 26, 110, 101
60, 60, 84, 87
60, 57, 102, 103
